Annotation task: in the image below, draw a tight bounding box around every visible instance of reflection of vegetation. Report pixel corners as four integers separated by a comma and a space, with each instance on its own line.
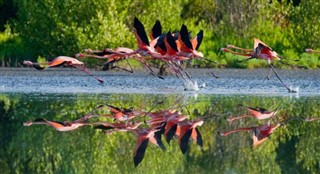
1, 94, 320, 173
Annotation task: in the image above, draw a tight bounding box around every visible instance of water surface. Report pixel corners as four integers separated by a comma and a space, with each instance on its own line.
1, 93, 320, 173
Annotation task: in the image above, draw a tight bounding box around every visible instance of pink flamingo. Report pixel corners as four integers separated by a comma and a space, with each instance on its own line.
23, 56, 104, 83
221, 38, 296, 93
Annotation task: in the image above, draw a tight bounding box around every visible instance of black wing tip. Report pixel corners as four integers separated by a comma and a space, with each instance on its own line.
34, 118, 46, 122
165, 125, 177, 144
195, 30, 204, 50
195, 128, 203, 147
180, 24, 193, 49
166, 32, 178, 52
134, 139, 149, 167
179, 130, 192, 154
94, 125, 113, 130
133, 17, 149, 46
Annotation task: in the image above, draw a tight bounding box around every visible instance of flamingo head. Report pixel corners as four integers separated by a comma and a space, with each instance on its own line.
193, 50, 204, 58
305, 48, 313, 53
22, 121, 33, 126
22, 61, 33, 66
226, 45, 235, 48
75, 53, 85, 58
220, 48, 228, 52
84, 49, 93, 53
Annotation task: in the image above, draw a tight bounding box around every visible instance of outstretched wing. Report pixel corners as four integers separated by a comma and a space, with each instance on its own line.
134, 17, 150, 47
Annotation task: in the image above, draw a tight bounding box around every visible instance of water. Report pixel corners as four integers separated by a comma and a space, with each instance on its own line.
1, 68, 320, 95
1, 92, 320, 173
1, 68, 320, 173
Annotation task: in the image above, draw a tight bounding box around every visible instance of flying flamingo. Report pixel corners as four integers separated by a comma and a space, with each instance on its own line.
23, 56, 104, 83
305, 48, 320, 53
22, 111, 95, 132
226, 105, 279, 122
76, 47, 137, 73
176, 25, 218, 78
132, 17, 167, 79
220, 38, 297, 93
94, 122, 143, 134
219, 122, 281, 147
97, 104, 143, 122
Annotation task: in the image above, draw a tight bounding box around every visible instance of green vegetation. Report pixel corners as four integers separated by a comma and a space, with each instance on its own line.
1, 93, 320, 173
0, 0, 320, 68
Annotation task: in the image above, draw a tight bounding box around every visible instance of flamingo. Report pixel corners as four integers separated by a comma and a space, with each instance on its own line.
133, 17, 165, 79
23, 56, 104, 83
76, 47, 137, 73
227, 105, 278, 122
98, 104, 143, 122
176, 25, 218, 78
177, 25, 204, 58
94, 122, 142, 134
305, 48, 320, 53
219, 122, 281, 147
22, 116, 93, 132
220, 38, 296, 93
219, 117, 306, 147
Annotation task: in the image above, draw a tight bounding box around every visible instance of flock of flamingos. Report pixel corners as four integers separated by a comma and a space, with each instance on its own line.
23, 100, 320, 167
21, 17, 320, 167
22, 17, 320, 93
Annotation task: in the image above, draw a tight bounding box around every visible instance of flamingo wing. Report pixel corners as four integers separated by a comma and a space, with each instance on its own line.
164, 32, 178, 55
134, 17, 150, 47
106, 105, 122, 114
179, 129, 192, 154
256, 107, 269, 114
133, 138, 149, 167
48, 57, 67, 67
191, 128, 203, 147
191, 30, 203, 50
165, 124, 177, 144
179, 24, 193, 51
154, 34, 167, 54
149, 20, 162, 40
92, 49, 113, 56
94, 125, 114, 130
151, 132, 166, 151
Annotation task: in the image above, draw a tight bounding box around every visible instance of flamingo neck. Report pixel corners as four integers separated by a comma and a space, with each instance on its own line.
227, 45, 253, 53
220, 127, 253, 136
221, 48, 252, 57
226, 114, 251, 122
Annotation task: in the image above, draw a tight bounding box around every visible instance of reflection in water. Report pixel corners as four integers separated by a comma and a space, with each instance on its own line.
226, 104, 279, 122
219, 122, 281, 147
1, 93, 320, 173
22, 100, 211, 167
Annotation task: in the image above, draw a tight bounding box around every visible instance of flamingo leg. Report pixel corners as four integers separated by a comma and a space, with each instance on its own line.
137, 57, 164, 79
111, 58, 134, 73
265, 68, 272, 80
203, 59, 219, 78
73, 65, 105, 84
268, 63, 296, 93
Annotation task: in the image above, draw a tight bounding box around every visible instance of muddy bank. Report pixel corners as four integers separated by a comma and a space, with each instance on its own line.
0, 68, 319, 96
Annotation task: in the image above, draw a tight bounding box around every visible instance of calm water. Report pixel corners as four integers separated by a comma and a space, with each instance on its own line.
1, 93, 320, 173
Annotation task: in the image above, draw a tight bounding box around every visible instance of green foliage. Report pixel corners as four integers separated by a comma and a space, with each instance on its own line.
299, 53, 320, 69
0, 0, 319, 68
0, 26, 27, 66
